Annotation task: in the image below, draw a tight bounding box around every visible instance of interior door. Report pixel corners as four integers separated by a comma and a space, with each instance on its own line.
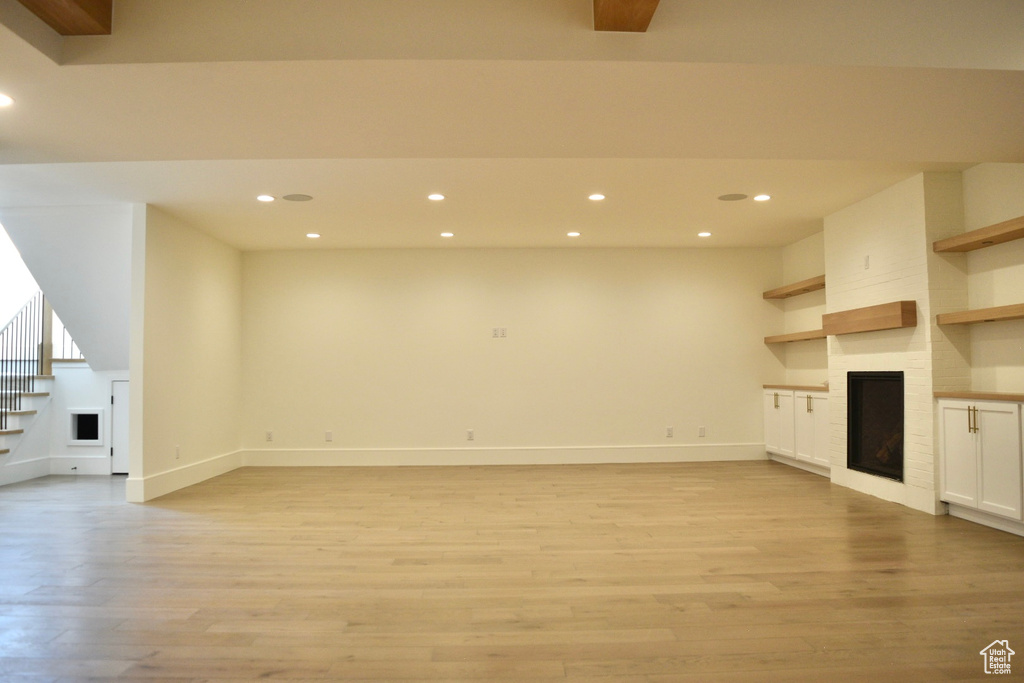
111, 380, 130, 475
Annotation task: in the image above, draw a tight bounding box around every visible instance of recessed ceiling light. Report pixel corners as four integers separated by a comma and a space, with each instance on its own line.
567, 231, 581, 238
718, 194, 747, 201
257, 195, 275, 202
306, 233, 320, 239
0, 93, 13, 107
698, 231, 712, 237
440, 232, 454, 238
588, 194, 605, 201
428, 194, 446, 201
284, 194, 313, 202
753, 194, 771, 202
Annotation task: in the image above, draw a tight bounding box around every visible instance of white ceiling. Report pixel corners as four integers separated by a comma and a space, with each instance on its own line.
1, 0, 1022, 250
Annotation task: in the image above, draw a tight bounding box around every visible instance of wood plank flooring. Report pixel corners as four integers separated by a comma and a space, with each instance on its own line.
1, 461, 1022, 681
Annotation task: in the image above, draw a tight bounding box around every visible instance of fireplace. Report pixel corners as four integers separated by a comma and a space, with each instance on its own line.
847, 371, 904, 481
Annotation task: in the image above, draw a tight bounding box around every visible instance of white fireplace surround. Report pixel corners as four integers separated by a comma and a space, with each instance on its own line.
823, 172, 969, 515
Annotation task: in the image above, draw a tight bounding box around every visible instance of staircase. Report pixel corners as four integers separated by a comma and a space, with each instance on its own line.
0, 292, 54, 464
0, 382, 52, 458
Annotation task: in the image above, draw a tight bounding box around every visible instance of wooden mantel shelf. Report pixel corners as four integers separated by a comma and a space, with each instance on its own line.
764, 329, 826, 344
933, 214, 1024, 253
822, 301, 917, 336
936, 303, 1024, 326
762, 275, 826, 300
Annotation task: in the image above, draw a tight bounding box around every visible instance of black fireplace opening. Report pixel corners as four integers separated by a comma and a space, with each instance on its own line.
847, 371, 904, 482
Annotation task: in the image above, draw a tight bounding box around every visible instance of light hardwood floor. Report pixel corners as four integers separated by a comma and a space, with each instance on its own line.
1, 461, 1022, 682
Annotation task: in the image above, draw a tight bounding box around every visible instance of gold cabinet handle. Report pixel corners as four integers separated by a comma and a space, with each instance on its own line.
967, 405, 979, 434
807, 395, 813, 413
774, 392, 779, 409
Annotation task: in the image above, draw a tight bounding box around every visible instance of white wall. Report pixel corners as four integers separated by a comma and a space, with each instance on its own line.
0, 205, 133, 371
241, 248, 779, 465
962, 163, 1024, 392
46, 363, 129, 475
126, 206, 243, 502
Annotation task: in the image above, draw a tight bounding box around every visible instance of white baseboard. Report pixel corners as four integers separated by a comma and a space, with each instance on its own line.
0, 457, 50, 488
241, 443, 767, 468
947, 504, 1024, 537
49, 455, 111, 476
126, 444, 765, 502
125, 450, 244, 503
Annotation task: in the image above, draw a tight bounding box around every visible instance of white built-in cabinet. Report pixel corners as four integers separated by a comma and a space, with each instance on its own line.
764, 386, 829, 474
795, 390, 830, 468
939, 398, 1023, 522
932, 213, 1024, 534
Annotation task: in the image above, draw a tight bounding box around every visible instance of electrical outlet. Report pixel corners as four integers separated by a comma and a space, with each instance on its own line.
325, 431, 333, 442
698, 425, 706, 438
467, 429, 474, 441
266, 431, 273, 442
666, 426, 674, 438
175, 445, 180, 459
499, 327, 507, 338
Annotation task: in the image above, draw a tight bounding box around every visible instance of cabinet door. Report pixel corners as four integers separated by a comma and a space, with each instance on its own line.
764, 391, 780, 453
976, 402, 1023, 521
764, 390, 795, 457
810, 394, 830, 467
776, 391, 795, 457
794, 393, 815, 463
939, 401, 978, 508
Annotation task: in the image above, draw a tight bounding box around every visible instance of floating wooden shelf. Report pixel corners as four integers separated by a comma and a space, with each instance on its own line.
762, 275, 826, 300
933, 214, 1024, 253
936, 303, 1024, 326
764, 329, 826, 344
822, 301, 917, 336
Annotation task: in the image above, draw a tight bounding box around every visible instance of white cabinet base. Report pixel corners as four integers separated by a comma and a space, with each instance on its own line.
947, 503, 1024, 538
768, 452, 830, 478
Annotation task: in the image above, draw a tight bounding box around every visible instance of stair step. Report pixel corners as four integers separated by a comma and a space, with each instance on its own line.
0, 449, 9, 456
6, 410, 38, 417
18, 392, 49, 398
0, 429, 25, 437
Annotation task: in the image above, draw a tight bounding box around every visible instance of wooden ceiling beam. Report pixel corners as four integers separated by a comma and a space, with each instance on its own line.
594, 0, 660, 32
15, 0, 112, 35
